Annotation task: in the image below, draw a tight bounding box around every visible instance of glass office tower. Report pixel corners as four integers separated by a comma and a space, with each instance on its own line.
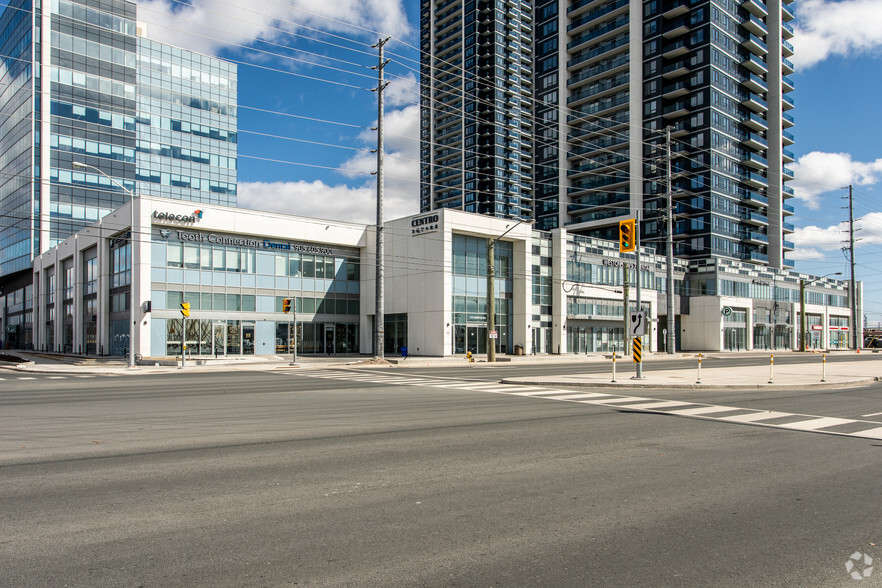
420, 0, 794, 268
0, 0, 237, 348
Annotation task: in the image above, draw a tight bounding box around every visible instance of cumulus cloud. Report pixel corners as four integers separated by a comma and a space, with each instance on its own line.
790, 151, 882, 209
792, 0, 882, 68
237, 103, 420, 223
790, 212, 882, 260
135, 0, 411, 56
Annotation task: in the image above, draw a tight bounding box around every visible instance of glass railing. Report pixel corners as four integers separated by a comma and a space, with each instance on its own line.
783, 203, 795, 213
746, 133, 769, 148
748, 72, 768, 90
783, 166, 794, 177
747, 14, 768, 34
743, 93, 767, 109
783, 94, 795, 107
783, 130, 795, 142
783, 186, 795, 195
783, 39, 794, 53
783, 112, 795, 124
745, 34, 768, 53
567, 0, 629, 32
783, 149, 795, 160
783, 222, 795, 231
567, 54, 630, 86
748, 113, 768, 127
783, 76, 795, 88
782, 57, 795, 70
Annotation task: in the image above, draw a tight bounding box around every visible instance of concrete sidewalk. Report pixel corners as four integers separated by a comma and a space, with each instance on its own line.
1, 349, 880, 390
502, 353, 882, 390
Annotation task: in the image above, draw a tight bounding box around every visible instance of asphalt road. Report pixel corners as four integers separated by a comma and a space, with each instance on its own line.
2, 365, 881, 586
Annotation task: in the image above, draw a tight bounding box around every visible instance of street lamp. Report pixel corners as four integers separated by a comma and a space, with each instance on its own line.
72, 162, 137, 368
799, 272, 842, 352
487, 218, 530, 362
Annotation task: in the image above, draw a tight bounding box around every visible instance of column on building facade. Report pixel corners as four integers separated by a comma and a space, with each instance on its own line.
97, 228, 111, 357
551, 229, 567, 354
511, 235, 531, 356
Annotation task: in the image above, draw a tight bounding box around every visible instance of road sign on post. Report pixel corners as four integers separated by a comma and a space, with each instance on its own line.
629, 311, 646, 337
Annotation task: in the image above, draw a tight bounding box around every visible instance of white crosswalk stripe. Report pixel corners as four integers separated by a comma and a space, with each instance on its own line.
294, 369, 882, 440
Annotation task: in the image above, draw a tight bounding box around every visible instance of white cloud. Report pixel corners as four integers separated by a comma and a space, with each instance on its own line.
237, 178, 415, 224
790, 212, 882, 260
792, 0, 882, 68
238, 103, 420, 224
790, 151, 882, 209
135, 0, 412, 56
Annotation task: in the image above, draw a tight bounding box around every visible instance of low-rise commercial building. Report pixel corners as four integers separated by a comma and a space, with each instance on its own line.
12, 197, 855, 358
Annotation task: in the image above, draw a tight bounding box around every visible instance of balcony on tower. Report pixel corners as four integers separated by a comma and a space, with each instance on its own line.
743, 14, 768, 36
742, 92, 767, 112
743, 132, 768, 150
743, 72, 768, 93
743, 33, 768, 55
744, 112, 768, 132
742, 0, 768, 17
742, 152, 768, 169
742, 53, 768, 75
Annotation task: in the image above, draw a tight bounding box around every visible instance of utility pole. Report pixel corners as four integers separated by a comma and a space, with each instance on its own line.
372, 37, 390, 359
846, 184, 858, 350
665, 126, 676, 355
487, 219, 528, 362
622, 264, 630, 356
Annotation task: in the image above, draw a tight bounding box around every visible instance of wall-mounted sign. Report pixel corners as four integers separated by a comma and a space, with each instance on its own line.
153, 209, 203, 223
602, 258, 650, 272
158, 228, 347, 257
411, 213, 440, 235
721, 306, 732, 316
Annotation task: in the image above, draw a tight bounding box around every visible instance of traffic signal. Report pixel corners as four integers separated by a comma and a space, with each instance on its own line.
180, 302, 190, 318
619, 218, 636, 252
282, 298, 292, 314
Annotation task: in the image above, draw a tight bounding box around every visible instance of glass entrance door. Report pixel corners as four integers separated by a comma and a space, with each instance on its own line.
324, 325, 334, 354
213, 324, 226, 356
466, 326, 486, 354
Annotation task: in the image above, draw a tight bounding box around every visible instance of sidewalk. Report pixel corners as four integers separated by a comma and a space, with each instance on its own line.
1, 349, 880, 390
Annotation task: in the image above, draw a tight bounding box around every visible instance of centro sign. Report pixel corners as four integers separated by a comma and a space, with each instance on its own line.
153, 210, 203, 224
411, 213, 439, 235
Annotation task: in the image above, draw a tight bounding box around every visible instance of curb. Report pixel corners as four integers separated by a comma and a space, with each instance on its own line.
499, 377, 880, 391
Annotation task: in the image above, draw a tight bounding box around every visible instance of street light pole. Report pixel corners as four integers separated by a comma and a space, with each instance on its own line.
73, 161, 137, 368
799, 272, 842, 352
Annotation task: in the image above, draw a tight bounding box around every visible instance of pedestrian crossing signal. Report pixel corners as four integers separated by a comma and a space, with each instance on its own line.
619, 218, 636, 252
180, 302, 190, 318
282, 298, 292, 314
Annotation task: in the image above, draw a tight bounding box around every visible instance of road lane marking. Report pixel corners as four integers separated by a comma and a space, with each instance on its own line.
619, 400, 694, 411
861, 411, 882, 417
783, 417, 855, 431
719, 411, 795, 423
668, 406, 744, 416
849, 427, 882, 439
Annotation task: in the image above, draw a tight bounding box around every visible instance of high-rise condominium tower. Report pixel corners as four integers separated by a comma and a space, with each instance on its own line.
420, 0, 795, 269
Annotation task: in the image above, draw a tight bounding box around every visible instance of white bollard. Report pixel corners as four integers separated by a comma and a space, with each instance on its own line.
696, 353, 702, 385
612, 353, 617, 383
768, 353, 774, 384
821, 353, 827, 382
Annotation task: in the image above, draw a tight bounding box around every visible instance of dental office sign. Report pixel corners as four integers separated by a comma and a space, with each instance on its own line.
163, 228, 337, 256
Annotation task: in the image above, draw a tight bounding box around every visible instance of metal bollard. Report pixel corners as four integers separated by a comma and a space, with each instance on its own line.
821, 353, 827, 382
768, 353, 774, 384
611, 353, 617, 383
696, 353, 702, 385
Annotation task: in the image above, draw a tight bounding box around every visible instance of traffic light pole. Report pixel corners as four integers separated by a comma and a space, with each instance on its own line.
181, 316, 186, 368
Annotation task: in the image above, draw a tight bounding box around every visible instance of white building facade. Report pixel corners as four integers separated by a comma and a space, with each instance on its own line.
23, 197, 854, 359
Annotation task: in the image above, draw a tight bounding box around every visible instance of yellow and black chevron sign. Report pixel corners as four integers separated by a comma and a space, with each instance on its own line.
632, 338, 642, 363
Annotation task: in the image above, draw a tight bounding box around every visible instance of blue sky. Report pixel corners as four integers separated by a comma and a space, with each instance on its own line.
15, 0, 882, 323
